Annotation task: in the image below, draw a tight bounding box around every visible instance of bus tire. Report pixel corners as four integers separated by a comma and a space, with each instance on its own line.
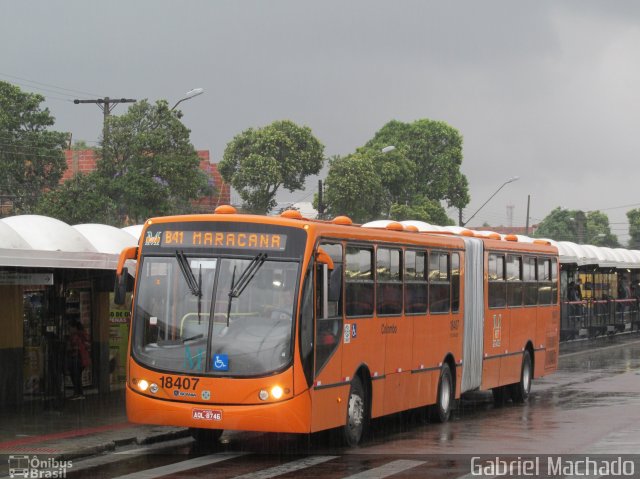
430, 363, 453, 423
342, 375, 368, 447
189, 427, 223, 444
510, 350, 532, 403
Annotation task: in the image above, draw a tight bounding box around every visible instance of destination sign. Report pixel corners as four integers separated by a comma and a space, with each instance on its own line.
145, 230, 287, 251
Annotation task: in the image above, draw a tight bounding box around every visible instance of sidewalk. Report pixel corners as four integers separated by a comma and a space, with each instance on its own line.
0, 390, 189, 459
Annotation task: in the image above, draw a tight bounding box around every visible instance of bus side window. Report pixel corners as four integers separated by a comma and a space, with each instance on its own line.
405, 250, 428, 314
345, 245, 374, 317
429, 251, 450, 313
538, 258, 552, 305
451, 253, 460, 313
489, 253, 506, 308
507, 255, 523, 307
524, 257, 538, 306
377, 248, 402, 316
315, 243, 343, 375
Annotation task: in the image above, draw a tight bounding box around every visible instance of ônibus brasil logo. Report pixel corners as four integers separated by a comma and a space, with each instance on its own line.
8, 455, 72, 478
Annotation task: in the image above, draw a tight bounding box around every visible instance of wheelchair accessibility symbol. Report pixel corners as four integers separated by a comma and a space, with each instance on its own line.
213, 354, 229, 371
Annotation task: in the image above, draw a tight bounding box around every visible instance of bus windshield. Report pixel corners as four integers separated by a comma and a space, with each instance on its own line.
132, 255, 299, 376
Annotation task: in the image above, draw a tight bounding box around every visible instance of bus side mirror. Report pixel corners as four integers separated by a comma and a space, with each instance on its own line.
316, 248, 334, 270
114, 267, 128, 305
114, 246, 138, 305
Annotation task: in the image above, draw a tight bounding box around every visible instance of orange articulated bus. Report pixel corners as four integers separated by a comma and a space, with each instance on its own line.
115, 207, 560, 446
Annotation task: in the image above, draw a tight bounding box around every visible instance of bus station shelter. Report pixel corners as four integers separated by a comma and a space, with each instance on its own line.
0, 215, 139, 408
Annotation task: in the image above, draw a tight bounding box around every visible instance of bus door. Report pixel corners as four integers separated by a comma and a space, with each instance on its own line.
310, 243, 345, 433
377, 247, 412, 415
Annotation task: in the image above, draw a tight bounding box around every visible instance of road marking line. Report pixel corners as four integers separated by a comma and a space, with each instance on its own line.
111, 452, 244, 479
341, 459, 426, 479
231, 455, 338, 479
59, 438, 195, 473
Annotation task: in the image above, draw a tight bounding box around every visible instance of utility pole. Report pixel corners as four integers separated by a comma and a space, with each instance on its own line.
73, 97, 136, 145
525, 195, 531, 235
317, 179, 325, 219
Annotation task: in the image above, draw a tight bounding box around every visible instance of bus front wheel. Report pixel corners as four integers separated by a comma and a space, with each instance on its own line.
342, 376, 368, 447
190, 427, 223, 445
430, 363, 453, 423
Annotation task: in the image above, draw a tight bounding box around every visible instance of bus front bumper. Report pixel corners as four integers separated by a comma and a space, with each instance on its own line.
126, 386, 311, 434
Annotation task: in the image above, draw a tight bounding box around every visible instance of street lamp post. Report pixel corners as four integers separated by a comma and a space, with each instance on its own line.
171, 88, 205, 111
461, 176, 519, 227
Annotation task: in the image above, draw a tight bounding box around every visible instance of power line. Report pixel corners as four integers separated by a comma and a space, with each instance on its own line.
589, 202, 640, 212
0, 149, 67, 160
0, 72, 102, 97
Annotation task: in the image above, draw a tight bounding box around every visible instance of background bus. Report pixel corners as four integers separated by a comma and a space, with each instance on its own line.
115, 206, 559, 446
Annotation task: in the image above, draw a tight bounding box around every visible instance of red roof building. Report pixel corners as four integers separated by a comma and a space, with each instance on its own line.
62, 149, 230, 211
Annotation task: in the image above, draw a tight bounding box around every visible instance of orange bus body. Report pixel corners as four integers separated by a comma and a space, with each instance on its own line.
122, 211, 559, 438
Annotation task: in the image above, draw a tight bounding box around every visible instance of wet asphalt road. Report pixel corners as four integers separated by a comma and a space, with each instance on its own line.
64, 337, 640, 478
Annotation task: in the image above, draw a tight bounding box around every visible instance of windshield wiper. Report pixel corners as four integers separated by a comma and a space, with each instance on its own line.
176, 251, 204, 324
175, 251, 202, 297
225, 253, 268, 327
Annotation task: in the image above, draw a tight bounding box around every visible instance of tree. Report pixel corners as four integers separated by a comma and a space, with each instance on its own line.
585, 211, 619, 247
363, 119, 470, 210
0, 81, 68, 213
627, 209, 640, 249
98, 100, 210, 224
35, 172, 117, 225
219, 120, 324, 214
322, 119, 466, 224
534, 207, 619, 246
322, 153, 385, 224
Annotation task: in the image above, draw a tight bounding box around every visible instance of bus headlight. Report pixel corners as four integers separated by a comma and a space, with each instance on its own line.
271, 386, 284, 399
259, 389, 269, 401
137, 379, 149, 392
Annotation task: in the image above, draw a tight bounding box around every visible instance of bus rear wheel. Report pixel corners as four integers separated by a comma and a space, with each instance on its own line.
510, 350, 532, 403
430, 363, 453, 423
190, 427, 223, 445
342, 376, 368, 447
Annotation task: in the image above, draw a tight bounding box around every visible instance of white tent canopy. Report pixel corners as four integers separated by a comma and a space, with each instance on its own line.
0, 215, 140, 270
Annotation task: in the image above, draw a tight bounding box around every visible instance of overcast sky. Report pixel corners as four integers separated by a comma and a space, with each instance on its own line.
2, 1, 639, 241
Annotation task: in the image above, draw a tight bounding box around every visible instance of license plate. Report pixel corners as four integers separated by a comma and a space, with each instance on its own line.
192, 408, 222, 421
